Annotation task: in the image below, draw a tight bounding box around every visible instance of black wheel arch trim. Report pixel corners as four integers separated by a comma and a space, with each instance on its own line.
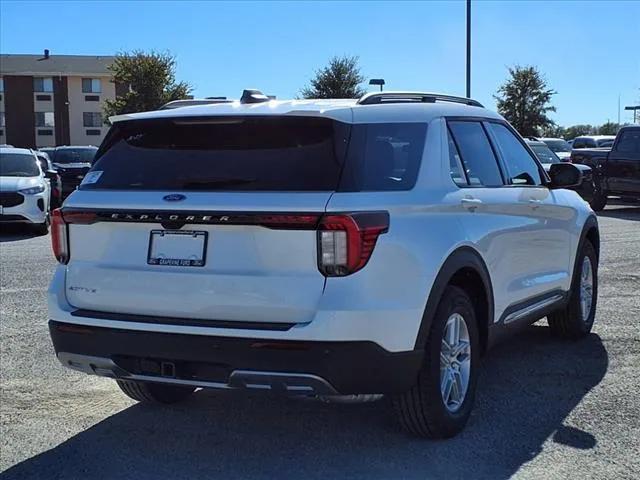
580, 214, 600, 261
414, 246, 494, 351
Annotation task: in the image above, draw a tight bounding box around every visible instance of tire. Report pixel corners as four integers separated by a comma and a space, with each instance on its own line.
548, 240, 598, 339
392, 285, 480, 439
116, 380, 196, 404
589, 190, 607, 211
33, 215, 50, 235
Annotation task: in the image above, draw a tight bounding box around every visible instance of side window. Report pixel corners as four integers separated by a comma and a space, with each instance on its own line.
340, 123, 427, 191
447, 130, 467, 186
448, 121, 503, 187
487, 123, 543, 186
616, 130, 640, 154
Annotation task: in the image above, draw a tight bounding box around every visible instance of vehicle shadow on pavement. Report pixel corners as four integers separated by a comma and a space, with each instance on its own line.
0, 224, 42, 242
1, 325, 607, 480
597, 206, 640, 221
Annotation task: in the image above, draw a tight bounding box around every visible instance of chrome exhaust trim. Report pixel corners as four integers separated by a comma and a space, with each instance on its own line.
57, 352, 338, 395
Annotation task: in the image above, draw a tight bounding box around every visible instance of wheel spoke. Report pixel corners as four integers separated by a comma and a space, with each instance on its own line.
451, 370, 464, 405
441, 369, 453, 402
451, 340, 470, 360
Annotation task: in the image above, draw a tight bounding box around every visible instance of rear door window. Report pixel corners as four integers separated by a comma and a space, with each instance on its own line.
338, 123, 427, 191
615, 130, 640, 154
573, 138, 587, 149
447, 130, 468, 187
487, 123, 543, 185
448, 121, 504, 187
85, 116, 350, 191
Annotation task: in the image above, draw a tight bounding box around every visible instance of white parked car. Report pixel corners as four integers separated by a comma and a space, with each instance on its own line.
48, 91, 600, 438
540, 137, 573, 161
0, 146, 50, 234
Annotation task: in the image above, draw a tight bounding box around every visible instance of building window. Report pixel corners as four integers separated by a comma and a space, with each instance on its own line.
36, 94, 52, 101
82, 78, 102, 93
0, 112, 5, 127
37, 129, 54, 136
83, 112, 102, 127
85, 95, 100, 102
35, 112, 55, 127
86, 129, 101, 136
33, 77, 54, 93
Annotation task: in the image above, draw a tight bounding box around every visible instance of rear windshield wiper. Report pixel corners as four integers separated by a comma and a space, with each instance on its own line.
178, 178, 257, 190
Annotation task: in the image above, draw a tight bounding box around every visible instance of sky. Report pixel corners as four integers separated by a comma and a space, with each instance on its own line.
1, 0, 639, 126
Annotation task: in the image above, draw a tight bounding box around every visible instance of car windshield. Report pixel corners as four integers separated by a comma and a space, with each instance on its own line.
52, 148, 97, 164
530, 144, 561, 164
543, 139, 572, 153
0, 152, 41, 177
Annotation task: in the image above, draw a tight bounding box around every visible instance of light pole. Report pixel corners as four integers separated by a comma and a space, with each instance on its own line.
625, 105, 640, 123
466, 0, 471, 98
369, 79, 385, 92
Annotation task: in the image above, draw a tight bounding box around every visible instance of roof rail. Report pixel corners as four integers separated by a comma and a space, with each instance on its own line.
357, 91, 484, 108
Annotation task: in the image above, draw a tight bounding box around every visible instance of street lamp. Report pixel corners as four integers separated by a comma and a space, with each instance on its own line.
466, 0, 471, 98
624, 105, 640, 123
369, 79, 385, 92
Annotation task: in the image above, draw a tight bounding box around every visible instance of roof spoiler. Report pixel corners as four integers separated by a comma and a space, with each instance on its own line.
357, 91, 483, 108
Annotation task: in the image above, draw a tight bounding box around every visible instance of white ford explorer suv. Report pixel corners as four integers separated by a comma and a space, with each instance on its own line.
48, 91, 599, 438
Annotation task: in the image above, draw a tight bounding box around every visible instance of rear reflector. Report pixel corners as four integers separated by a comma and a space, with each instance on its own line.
317, 212, 389, 276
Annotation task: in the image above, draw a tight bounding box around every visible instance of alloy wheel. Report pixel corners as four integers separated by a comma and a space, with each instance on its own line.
440, 313, 471, 413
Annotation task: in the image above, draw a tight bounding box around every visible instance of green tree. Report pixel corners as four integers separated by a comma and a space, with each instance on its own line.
540, 124, 565, 138
597, 121, 621, 135
103, 50, 192, 121
494, 66, 556, 136
563, 124, 595, 140
300, 55, 366, 99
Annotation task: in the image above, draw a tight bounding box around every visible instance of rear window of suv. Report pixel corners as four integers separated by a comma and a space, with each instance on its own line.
51, 148, 97, 164
85, 116, 350, 191
83, 116, 427, 192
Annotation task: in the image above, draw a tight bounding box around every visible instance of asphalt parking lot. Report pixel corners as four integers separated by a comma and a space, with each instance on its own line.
1, 206, 639, 480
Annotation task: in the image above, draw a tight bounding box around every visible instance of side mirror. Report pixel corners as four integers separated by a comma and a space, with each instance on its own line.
44, 170, 58, 181
548, 163, 582, 188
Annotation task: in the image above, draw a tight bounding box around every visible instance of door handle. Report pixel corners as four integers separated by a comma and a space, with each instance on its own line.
461, 197, 482, 211
529, 198, 542, 209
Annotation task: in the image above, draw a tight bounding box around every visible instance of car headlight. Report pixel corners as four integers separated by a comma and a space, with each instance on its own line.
18, 185, 46, 195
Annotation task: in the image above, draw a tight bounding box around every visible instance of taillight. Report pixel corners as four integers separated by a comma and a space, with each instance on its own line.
317, 212, 389, 276
51, 209, 68, 264
51, 209, 97, 263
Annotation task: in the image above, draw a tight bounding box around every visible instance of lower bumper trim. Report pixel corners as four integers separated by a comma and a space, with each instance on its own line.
49, 320, 424, 395
57, 352, 339, 395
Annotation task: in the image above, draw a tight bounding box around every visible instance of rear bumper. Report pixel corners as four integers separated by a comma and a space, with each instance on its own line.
49, 320, 423, 395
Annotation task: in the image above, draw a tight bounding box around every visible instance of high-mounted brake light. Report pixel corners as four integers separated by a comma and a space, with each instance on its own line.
317, 212, 389, 277
51, 209, 69, 264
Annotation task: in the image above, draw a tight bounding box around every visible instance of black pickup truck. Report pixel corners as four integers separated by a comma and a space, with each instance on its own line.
571, 125, 640, 210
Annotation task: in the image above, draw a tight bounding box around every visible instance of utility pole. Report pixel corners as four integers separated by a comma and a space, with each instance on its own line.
466, 0, 471, 98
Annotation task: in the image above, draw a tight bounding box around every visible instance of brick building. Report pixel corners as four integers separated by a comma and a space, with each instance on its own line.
0, 51, 119, 148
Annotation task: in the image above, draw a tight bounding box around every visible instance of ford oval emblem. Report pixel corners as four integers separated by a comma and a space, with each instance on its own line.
163, 194, 186, 202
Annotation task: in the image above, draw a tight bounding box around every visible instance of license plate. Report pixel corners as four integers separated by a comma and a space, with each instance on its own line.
147, 230, 207, 267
